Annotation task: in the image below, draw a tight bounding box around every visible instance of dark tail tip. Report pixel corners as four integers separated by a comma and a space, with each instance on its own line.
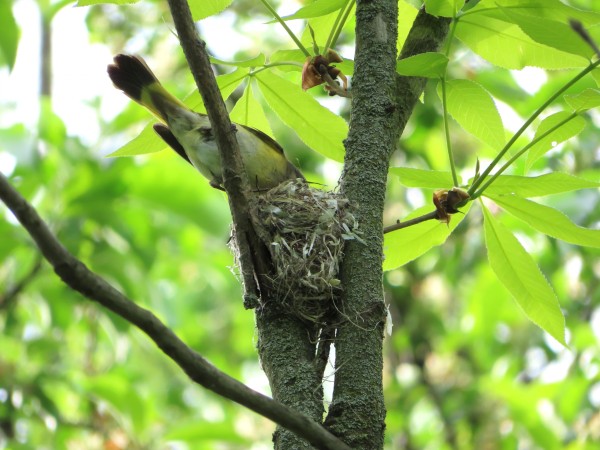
107, 54, 158, 102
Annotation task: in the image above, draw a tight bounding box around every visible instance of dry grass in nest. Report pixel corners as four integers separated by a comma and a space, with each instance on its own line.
250, 179, 364, 324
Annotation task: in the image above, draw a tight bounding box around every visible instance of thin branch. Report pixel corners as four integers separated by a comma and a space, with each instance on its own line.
258, 0, 310, 57
467, 58, 600, 197
327, 0, 356, 52
0, 172, 351, 450
383, 210, 439, 234
471, 111, 579, 199
0, 257, 43, 310
166, 0, 271, 307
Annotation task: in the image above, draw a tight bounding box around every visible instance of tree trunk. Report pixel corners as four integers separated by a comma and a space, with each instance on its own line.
324, 4, 451, 449
257, 307, 322, 449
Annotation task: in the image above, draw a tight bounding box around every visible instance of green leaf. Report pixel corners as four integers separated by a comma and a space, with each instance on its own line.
230, 83, 274, 137
525, 112, 586, 170
499, 7, 595, 59
270, 49, 306, 70
0, 0, 19, 70
484, 173, 600, 197
488, 194, 600, 248
210, 54, 265, 68
278, 0, 345, 21
383, 202, 471, 271
593, 69, 600, 88
390, 167, 459, 188
39, 98, 67, 148
107, 123, 166, 157
440, 79, 505, 151
472, 0, 600, 27
189, 0, 233, 20
76, 0, 139, 5
183, 67, 250, 113
398, 1, 419, 51
300, 11, 340, 53
564, 88, 600, 112
455, 12, 588, 69
424, 0, 465, 17
396, 52, 449, 78
482, 203, 566, 345
254, 70, 347, 162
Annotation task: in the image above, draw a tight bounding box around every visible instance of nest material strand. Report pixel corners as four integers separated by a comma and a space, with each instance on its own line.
251, 179, 363, 323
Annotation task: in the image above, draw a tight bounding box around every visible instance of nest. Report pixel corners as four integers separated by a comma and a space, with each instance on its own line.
250, 179, 363, 324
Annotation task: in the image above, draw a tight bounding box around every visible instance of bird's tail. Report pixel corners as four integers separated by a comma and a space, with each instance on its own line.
107, 54, 187, 123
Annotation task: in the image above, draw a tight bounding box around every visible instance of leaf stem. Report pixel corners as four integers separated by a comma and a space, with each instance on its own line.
467, 58, 600, 197
258, 0, 311, 57
472, 112, 579, 198
443, 17, 459, 57
441, 78, 459, 186
327, 0, 356, 52
324, 1, 347, 53
439, 19, 460, 186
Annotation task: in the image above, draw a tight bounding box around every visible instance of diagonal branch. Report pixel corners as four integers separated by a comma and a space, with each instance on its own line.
0, 172, 351, 450
164, 3, 331, 449
166, 0, 270, 307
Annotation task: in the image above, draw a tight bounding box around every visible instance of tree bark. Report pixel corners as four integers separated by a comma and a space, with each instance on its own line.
325, 4, 450, 448
324, 1, 400, 447
257, 307, 323, 449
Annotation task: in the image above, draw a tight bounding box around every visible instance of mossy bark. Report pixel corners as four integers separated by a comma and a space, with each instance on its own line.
257, 306, 323, 449
324, 4, 450, 449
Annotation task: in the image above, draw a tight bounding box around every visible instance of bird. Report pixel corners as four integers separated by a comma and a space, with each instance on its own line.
107, 54, 304, 191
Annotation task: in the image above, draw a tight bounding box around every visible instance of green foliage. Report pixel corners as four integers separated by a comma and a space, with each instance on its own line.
1, 0, 600, 448
383, 202, 471, 270
484, 172, 600, 197
76, 0, 140, 5
482, 203, 565, 345
395, 52, 448, 78
425, 0, 465, 18
439, 79, 506, 151
189, 0, 234, 20
525, 112, 586, 170
254, 70, 347, 161
488, 194, 600, 248
0, 0, 19, 70
390, 167, 458, 188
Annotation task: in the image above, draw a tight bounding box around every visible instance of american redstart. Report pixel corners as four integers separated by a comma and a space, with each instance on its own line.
108, 54, 304, 191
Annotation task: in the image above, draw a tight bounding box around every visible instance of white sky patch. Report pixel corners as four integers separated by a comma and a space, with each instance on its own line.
201, 1, 304, 62
0, 152, 17, 176
591, 307, 600, 343
52, 5, 115, 145
495, 99, 527, 134
319, 159, 342, 186
406, 187, 425, 209
0, 0, 41, 129
590, 382, 600, 407
511, 67, 548, 95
